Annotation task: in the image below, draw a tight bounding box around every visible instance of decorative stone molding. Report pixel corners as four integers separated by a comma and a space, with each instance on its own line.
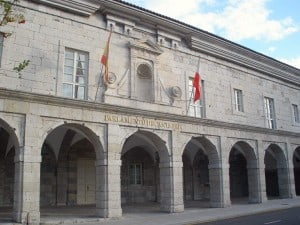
129, 39, 163, 56
157, 30, 181, 49
32, 0, 101, 16
107, 72, 117, 85
106, 14, 135, 34
171, 86, 182, 98
1, 88, 300, 138
188, 35, 300, 85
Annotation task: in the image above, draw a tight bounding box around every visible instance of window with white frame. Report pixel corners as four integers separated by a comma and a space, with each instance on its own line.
188, 78, 205, 118
264, 97, 276, 129
292, 104, 300, 124
129, 163, 142, 185
63, 49, 88, 100
234, 89, 244, 112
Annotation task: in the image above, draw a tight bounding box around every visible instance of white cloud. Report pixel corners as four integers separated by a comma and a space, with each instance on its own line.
268, 46, 276, 53
128, 0, 299, 42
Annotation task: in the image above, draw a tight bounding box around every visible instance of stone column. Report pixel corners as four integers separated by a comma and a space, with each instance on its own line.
159, 160, 184, 213
220, 137, 231, 207
13, 152, 41, 224
12, 114, 42, 224
257, 141, 267, 202
171, 158, 184, 212
208, 160, 223, 207
96, 124, 122, 218
287, 159, 296, 198
96, 158, 122, 218
277, 161, 291, 198
286, 142, 296, 198
247, 160, 260, 203
159, 161, 171, 212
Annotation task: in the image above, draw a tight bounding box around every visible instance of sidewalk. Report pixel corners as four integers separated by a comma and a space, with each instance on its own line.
1, 198, 300, 225
40, 198, 300, 225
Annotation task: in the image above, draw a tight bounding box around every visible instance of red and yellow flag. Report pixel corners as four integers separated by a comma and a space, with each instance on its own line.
101, 31, 112, 83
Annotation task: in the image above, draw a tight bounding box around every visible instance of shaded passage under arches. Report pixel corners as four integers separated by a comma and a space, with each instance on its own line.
0, 120, 20, 223
121, 130, 172, 213
264, 144, 290, 199
40, 124, 105, 219
182, 136, 222, 208
293, 147, 300, 196
229, 141, 260, 204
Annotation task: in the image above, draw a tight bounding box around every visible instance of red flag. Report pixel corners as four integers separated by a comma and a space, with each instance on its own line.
193, 72, 201, 102
101, 31, 112, 83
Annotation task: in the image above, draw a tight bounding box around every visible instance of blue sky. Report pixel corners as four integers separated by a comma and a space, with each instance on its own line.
124, 0, 300, 69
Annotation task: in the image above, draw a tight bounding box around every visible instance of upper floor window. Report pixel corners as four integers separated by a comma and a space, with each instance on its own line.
292, 104, 300, 124
63, 49, 88, 100
264, 97, 276, 129
188, 77, 205, 118
129, 163, 142, 185
234, 89, 244, 112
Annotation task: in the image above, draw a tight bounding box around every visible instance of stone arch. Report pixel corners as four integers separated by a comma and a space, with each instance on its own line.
0, 118, 20, 222
182, 136, 222, 208
293, 146, 300, 196
121, 129, 170, 212
40, 122, 105, 217
41, 122, 104, 161
228, 141, 260, 204
264, 144, 290, 199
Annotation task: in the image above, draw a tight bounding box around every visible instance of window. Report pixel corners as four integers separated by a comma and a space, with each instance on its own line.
129, 163, 142, 185
63, 49, 88, 100
292, 104, 300, 124
264, 97, 276, 129
188, 78, 205, 118
234, 89, 244, 112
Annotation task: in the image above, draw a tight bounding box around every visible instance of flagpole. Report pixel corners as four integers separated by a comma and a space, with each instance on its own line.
186, 88, 194, 115
94, 64, 104, 101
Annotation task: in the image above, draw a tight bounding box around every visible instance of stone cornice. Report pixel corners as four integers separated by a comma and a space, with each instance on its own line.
0, 89, 299, 138
32, 0, 101, 16
189, 36, 300, 85
99, 0, 300, 86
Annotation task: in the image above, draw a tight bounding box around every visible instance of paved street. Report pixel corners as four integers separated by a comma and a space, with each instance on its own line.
195, 207, 300, 225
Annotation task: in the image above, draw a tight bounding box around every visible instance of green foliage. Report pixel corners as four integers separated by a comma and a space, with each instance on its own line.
0, 0, 29, 75
13, 59, 30, 75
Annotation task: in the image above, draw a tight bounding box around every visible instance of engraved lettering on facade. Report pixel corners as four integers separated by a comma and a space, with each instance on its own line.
104, 114, 182, 130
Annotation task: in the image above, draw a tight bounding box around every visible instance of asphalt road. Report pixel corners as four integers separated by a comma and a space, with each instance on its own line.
194, 207, 300, 225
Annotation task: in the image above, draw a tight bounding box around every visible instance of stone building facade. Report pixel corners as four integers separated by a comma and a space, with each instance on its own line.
0, 0, 300, 224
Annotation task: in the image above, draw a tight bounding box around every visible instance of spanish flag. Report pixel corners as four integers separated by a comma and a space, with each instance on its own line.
101, 31, 112, 83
